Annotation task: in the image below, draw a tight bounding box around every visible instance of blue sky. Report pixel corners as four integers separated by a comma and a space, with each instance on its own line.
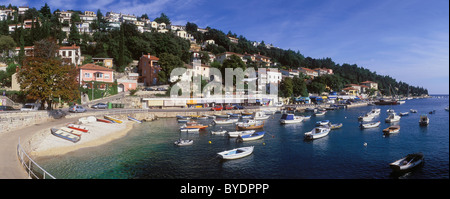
8, 0, 449, 94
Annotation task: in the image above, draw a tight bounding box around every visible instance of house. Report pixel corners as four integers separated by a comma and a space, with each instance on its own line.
360, 81, 378, 90
280, 69, 299, 78
117, 73, 138, 92
18, 6, 29, 15
342, 87, 358, 96
215, 52, 247, 64
192, 59, 210, 79
92, 58, 114, 68
298, 67, 318, 78
138, 53, 160, 86
78, 63, 114, 89
313, 68, 333, 76
228, 36, 238, 44
0, 9, 14, 21
59, 44, 81, 65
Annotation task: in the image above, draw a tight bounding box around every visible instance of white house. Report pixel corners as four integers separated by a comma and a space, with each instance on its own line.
215, 52, 247, 64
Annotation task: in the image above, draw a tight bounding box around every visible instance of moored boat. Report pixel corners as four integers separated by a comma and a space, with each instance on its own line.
410, 109, 417, 113
236, 120, 264, 130
330, 123, 343, 129
419, 114, 429, 126
214, 118, 239, 124
385, 113, 401, 123
360, 121, 381, 129
253, 112, 270, 120
50, 128, 80, 143
304, 127, 331, 140
383, 125, 400, 134
217, 146, 254, 160
237, 131, 265, 141
389, 153, 424, 172
211, 130, 227, 135
227, 130, 255, 138
67, 124, 89, 132
214, 114, 230, 118
315, 120, 330, 126
180, 127, 200, 132
315, 111, 326, 116
399, 112, 409, 116
174, 139, 193, 146
279, 113, 303, 124
359, 114, 375, 122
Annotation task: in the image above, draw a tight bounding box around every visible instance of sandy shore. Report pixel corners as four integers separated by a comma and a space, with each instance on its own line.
29, 120, 135, 158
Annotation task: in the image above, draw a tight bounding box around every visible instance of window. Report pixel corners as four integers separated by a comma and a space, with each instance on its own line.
84, 73, 90, 78
62, 51, 66, 57
96, 73, 103, 78
104, 74, 110, 79
69, 51, 72, 56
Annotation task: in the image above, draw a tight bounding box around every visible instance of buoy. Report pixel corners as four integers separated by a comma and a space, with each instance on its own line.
363, 142, 367, 147
208, 141, 212, 144
263, 142, 266, 145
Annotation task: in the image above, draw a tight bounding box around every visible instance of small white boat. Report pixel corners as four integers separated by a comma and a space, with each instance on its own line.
399, 112, 409, 116
369, 108, 381, 116
279, 113, 303, 124
359, 114, 375, 122
213, 118, 239, 124
253, 112, 270, 120
383, 125, 400, 134
315, 111, 326, 116
227, 130, 255, 138
304, 127, 331, 140
217, 146, 254, 160
302, 115, 311, 120
177, 118, 190, 123
389, 153, 424, 172
385, 113, 401, 123
410, 109, 418, 113
387, 108, 395, 113
360, 121, 381, 129
174, 139, 193, 146
214, 114, 230, 118
180, 127, 200, 133
237, 131, 265, 141
211, 130, 227, 135
419, 115, 429, 126
315, 120, 330, 126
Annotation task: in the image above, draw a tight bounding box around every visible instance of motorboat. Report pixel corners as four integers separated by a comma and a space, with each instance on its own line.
358, 113, 374, 122
214, 118, 239, 124
180, 127, 200, 133
369, 108, 381, 116
217, 146, 254, 160
302, 115, 311, 120
237, 131, 265, 141
399, 112, 409, 116
385, 113, 401, 123
315, 111, 326, 116
214, 114, 230, 118
174, 139, 193, 146
386, 108, 395, 113
304, 127, 331, 140
211, 130, 227, 135
279, 113, 303, 124
410, 109, 417, 113
360, 121, 381, 129
389, 153, 424, 172
383, 125, 400, 134
177, 118, 190, 123
227, 130, 255, 138
315, 120, 330, 126
236, 120, 264, 130
50, 128, 80, 143
253, 111, 270, 120
419, 115, 429, 126
228, 113, 241, 117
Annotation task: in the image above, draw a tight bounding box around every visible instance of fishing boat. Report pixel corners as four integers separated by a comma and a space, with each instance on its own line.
358, 114, 375, 122
410, 109, 418, 113
182, 123, 208, 129
330, 123, 343, 129
174, 139, 193, 146
315, 111, 326, 116
253, 112, 270, 120
97, 118, 113, 123
236, 120, 264, 130
127, 116, 142, 123
104, 115, 123, 123
213, 118, 239, 124
389, 153, 424, 172
237, 131, 265, 141
360, 121, 381, 129
304, 127, 331, 140
211, 130, 227, 135
217, 146, 254, 160
399, 112, 409, 116
315, 120, 330, 126
419, 115, 429, 126
374, 99, 398, 105
227, 130, 255, 138
50, 128, 80, 143
279, 113, 303, 124
385, 113, 401, 123
67, 124, 89, 132
383, 125, 400, 134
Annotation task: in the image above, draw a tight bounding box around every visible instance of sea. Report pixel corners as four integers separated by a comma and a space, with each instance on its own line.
36, 95, 449, 179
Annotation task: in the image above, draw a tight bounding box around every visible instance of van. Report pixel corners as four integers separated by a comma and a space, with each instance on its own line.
20, 103, 40, 111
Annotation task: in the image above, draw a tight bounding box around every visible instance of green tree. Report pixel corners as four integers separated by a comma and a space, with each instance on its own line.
292, 76, 308, 97
0, 35, 16, 58
154, 13, 171, 25
279, 78, 293, 98
158, 52, 184, 84
68, 21, 80, 45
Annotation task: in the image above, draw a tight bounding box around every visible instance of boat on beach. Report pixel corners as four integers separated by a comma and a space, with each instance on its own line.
217, 146, 254, 160
236, 120, 264, 130
227, 130, 255, 138
67, 124, 89, 132
360, 121, 381, 129
174, 139, 193, 146
60, 127, 84, 136
389, 153, 424, 172
383, 125, 400, 134
304, 127, 331, 140
419, 115, 429, 126
97, 118, 113, 123
128, 116, 142, 123
50, 128, 81, 143
237, 131, 265, 142
279, 113, 303, 124
104, 115, 123, 123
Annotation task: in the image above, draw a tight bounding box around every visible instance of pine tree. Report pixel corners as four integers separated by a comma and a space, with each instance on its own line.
68, 21, 80, 45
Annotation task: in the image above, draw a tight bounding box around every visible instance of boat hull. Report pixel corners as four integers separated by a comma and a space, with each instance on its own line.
218, 146, 254, 160
389, 153, 424, 172
51, 128, 80, 143
104, 115, 123, 123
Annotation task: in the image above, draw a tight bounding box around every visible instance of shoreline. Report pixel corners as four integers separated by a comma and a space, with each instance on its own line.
29, 120, 135, 158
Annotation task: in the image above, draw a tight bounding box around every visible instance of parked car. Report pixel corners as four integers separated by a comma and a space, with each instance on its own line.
157, 87, 167, 91
210, 105, 223, 111
69, 105, 87, 113
233, 104, 244, 110
224, 105, 234, 110
92, 103, 108, 109
143, 87, 155, 91
0, 106, 17, 111
20, 103, 40, 111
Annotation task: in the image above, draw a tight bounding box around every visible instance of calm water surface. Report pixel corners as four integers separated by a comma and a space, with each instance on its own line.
37, 96, 449, 179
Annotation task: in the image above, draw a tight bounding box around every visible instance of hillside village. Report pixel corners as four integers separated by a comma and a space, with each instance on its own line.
0, 4, 428, 109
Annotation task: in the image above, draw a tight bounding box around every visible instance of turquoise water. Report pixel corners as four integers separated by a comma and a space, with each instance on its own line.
37, 96, 449, 179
